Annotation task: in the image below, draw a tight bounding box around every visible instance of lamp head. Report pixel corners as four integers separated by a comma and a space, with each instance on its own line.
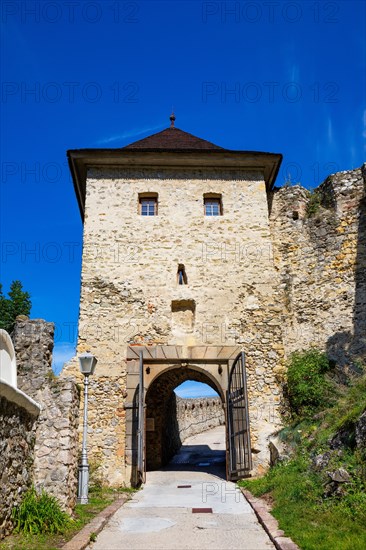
78, 352, 97, 376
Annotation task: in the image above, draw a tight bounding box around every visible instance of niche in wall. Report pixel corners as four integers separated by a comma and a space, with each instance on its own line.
171, 299, 196, 333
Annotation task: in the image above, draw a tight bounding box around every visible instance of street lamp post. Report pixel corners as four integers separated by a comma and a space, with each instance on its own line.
77, 351, 97, 505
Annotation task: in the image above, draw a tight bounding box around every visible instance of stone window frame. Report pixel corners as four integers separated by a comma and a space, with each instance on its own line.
138, 192, 158, 216
203, 193, 223, 216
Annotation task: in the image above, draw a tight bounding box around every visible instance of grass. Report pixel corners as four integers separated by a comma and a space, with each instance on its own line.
240, 456, 366, 550
0, 487, 134, 550
238, 373, 366, 550
11, 487, 72, 535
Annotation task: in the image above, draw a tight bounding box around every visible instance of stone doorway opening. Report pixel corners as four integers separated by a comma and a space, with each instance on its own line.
125, 345, 252, 485
145, 365, 224, 471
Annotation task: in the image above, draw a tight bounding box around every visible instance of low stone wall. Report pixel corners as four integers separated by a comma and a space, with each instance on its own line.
12, 318, 80, 513
0, 393, 39, 539
176, 395, 225, 441
163, 394, 224, 465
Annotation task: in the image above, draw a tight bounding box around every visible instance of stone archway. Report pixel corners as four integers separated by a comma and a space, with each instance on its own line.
145, 365, 223, 470
124, 345, 241, 484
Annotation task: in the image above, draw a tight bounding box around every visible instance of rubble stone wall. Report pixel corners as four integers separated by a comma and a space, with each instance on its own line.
13, 319, 80, 513
0, 395, 38, 539
149, 393, 224, 469
175, 395, 224, 442
269, 164, 366, 370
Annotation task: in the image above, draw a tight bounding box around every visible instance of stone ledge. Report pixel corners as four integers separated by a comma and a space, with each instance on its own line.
240, 488, 300, 550
61, 495, 129, 550
0, 380, 41, 417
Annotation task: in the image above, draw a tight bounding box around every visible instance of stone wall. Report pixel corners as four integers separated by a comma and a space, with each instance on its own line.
12, 319, 80, 513
0, 395, 38, 539
166, 395, 224, 463
63, 167, 285, 481
63, 162, 366, 483
176, 396, 225, 441
269, 164, 366, 370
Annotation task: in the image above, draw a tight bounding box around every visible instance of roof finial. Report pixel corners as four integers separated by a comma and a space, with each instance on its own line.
170, 109, 176, 128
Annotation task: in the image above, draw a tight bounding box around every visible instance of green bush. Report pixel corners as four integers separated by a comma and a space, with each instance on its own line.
12, 487, 72, 535
287, 349, 333, 418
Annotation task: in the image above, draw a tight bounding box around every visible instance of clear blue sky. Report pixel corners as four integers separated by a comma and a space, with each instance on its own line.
1, 1, 365, 395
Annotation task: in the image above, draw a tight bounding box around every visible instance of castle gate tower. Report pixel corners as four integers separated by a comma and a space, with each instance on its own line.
64, 117, 285, 485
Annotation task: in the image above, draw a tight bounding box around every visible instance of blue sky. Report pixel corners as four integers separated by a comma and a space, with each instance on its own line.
1, 1, 365, 397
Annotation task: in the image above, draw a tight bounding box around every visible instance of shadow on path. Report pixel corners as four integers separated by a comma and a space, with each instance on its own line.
161, 427, 227, 481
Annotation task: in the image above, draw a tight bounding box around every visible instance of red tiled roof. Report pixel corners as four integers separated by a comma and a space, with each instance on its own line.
123, 127, 224, 151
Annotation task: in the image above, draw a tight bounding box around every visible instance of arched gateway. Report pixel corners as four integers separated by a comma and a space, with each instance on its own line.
125, 345, 252, 485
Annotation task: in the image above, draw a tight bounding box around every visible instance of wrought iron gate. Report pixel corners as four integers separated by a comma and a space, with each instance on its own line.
227, 351, 252, 480
137, 351, 146, 484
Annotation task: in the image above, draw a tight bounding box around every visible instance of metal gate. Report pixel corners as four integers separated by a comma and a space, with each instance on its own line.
227, 351, 252, 480
137, 351, 146, 484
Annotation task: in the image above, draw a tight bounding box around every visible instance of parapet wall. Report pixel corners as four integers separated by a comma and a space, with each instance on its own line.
12, 319, 80, 513
163, 394, 224, 464
269, 164, 366, 370
0, 394, 39, 539
176, 395, 225, 441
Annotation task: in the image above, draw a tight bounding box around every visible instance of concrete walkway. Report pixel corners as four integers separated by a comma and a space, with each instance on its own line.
88, 426, 274, 550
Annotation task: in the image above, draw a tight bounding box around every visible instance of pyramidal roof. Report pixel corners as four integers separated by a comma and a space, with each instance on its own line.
123, 125, 224, 151
67, 113, 283, 220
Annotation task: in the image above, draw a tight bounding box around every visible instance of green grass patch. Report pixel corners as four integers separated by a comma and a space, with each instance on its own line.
239, 373, 366, 550
239, 455, 366, 550
11, 487, 71, 536
0, 486, 134, 550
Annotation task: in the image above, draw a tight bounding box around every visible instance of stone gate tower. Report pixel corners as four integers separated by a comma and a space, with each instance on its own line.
64, 117, 285, 485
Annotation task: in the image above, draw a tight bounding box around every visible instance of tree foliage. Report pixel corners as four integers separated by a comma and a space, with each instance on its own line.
0, 280, 31, 333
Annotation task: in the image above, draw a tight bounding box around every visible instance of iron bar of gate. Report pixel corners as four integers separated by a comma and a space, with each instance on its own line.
241, 351, 252, 472
227, 351, 252, 479
137, 350, 144, 482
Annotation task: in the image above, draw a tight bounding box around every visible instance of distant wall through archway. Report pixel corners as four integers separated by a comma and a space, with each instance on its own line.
145, 366, 224, 469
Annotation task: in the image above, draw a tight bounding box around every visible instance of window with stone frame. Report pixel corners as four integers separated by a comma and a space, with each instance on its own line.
203, 194, 223, 216
139, 193, 158, 216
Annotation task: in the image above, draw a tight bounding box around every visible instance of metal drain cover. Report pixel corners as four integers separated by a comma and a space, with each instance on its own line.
192, 508, 213, 514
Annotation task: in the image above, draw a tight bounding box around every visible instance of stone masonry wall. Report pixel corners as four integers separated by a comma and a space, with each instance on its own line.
161, 394, 225, 468
12, 319, 80, 513
0, 396, 38, 539
269, 164, 366, 370
63, 167, 285, 481
176, 396, 225, 441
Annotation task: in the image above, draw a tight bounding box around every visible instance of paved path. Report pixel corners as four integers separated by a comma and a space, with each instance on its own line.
88, 426, 274, 550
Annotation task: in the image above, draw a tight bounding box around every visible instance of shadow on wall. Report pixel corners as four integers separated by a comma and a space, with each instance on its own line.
130, 384, 140, 487
164, 392, 182, 463
327, 165, 366, 373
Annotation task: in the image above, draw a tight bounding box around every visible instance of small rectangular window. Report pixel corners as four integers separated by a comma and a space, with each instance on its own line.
204, 195, 222, 216
139, 194, 158, 216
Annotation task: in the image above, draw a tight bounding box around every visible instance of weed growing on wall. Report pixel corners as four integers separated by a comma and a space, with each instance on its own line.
306, 189, 322, 217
